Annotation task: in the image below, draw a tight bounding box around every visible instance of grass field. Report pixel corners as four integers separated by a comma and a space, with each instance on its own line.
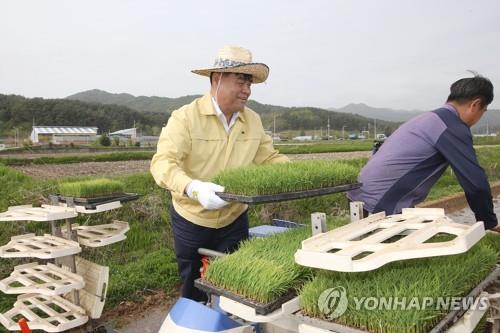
0, 146, 498, 332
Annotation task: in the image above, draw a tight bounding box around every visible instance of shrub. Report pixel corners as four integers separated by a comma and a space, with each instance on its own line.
99, 134, 111, 147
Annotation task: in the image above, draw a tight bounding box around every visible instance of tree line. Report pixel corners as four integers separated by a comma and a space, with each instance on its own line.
0, 94, 399, 138
0, 94, 168, 137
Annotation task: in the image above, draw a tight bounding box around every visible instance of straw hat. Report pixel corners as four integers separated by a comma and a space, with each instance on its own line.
191, 45, 269, 84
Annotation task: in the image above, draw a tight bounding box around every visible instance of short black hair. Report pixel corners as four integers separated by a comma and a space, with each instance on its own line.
446, 75, 494, 107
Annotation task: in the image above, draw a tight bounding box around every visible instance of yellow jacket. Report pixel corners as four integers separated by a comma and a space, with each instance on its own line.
150, 93, 289, 228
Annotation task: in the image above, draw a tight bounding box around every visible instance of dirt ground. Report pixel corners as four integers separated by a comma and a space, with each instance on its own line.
13, 160, 152, 180
12, 151, 372, 180
98, 290, 178, 333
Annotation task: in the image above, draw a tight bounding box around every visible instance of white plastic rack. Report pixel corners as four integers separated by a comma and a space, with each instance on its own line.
0, 199, 130, 332
0, 234, 81, 259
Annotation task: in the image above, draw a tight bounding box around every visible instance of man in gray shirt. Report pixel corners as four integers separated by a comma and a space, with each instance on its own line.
348, 75, 499, 232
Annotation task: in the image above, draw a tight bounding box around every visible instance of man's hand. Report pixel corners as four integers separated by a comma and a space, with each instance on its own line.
492, 225, 500, 233
186, 180, 229, 210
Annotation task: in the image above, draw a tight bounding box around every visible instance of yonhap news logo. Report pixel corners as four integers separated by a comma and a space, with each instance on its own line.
318, 286, 348, 319
318, 286, 489, 319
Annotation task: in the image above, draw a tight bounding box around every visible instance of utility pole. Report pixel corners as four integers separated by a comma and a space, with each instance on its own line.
342, 125, 347, 140
327, 117, 330, 140
374, 119, 377, 139
273, 113, 276, 137
13, 128, 19, 147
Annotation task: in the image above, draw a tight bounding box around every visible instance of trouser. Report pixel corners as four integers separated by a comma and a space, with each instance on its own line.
170, 206, 249, 302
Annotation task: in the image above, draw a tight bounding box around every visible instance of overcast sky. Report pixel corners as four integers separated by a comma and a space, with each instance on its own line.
1, 0, 500, 110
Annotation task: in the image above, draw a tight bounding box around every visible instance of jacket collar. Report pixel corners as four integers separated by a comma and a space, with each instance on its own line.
199, 93, 246, 123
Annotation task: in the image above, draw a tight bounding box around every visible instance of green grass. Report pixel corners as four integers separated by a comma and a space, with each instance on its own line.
299, 233, 499, 333
213, 160, 359, 196
276, 141, 373, 154
106, 249, 179, 306
57, 178, 125, 198
0, 151, 155, 166
473, 134, 500, 146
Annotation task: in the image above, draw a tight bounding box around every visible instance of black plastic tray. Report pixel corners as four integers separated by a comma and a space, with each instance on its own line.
194, 278, 297, 315
216, 183, 361, 204
49, 192, 139, 210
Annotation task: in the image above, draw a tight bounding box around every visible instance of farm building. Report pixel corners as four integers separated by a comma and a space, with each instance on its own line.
109, 128, 137, 142
138, 135, 159, 147
30, 126, 98, 144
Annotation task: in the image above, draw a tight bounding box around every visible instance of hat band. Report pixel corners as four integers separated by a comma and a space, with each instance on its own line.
213, 58, 247, 68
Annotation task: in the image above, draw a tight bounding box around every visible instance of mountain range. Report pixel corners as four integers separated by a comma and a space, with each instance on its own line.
1, 89, 497, 138
332, 103, 500, 133
67, 90, 500, 133
65, 90, 399, 135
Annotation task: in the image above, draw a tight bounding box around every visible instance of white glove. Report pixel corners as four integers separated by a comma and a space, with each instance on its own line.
186, 180, 229, 210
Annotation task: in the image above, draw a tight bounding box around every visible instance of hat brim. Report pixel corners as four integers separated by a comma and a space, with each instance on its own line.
191, 63, 269, 84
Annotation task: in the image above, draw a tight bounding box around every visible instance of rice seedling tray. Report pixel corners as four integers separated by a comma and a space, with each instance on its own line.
194, 278, 297, 315
295, 265, 500, 333
49, 192, 139, 209
216, 183, 361, 204
428, 265, 499, 333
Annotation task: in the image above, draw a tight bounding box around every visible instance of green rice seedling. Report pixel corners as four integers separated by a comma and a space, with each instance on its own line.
299, 233, 498, 333
57, 178, 125, 198
481, 230, 500, 258
212, 160, 359, 196
205, 226, 314, 304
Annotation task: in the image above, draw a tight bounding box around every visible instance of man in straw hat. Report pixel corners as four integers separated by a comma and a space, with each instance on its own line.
151, 45, 289, 301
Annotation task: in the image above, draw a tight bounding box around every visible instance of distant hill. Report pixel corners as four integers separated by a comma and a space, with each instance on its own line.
67, 89, 201, 114
334, 102, 500, 133
0, 94, 168, 136
475, 110, 500, 133
333, 103, 423, 122
66, 90, 400, 134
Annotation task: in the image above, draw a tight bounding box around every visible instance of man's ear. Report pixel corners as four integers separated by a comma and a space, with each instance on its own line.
212, 72, 221, 84
470, 98, 483, 111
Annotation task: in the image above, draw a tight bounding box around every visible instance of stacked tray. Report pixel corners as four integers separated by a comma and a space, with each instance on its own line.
0, 234, 81, 259
0, 263, 85, 296
0, 294, 88, 333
